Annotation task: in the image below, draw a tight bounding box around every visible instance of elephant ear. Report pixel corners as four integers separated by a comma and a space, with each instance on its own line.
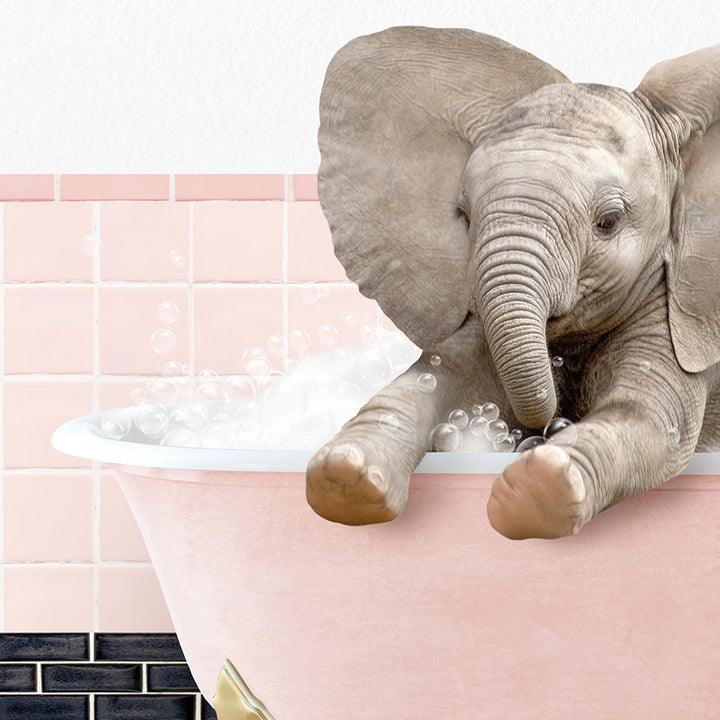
318, 26, 568, 346
636, 44, 720, 373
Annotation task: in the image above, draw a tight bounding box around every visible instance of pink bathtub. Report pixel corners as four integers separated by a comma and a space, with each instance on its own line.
53, 402, 720, 719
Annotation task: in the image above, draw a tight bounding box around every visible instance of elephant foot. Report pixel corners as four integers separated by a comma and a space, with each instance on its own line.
306, 441, 409, 525
487, 444, 589, 539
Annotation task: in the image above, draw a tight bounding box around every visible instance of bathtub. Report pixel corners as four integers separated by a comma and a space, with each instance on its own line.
53, 400, 720, 719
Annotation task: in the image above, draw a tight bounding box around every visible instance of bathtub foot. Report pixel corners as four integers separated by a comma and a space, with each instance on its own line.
213, 659, 275, 720
306, 442, 408, 525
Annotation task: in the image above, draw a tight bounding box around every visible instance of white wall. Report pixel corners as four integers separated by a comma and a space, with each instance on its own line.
1, 0, 718, 172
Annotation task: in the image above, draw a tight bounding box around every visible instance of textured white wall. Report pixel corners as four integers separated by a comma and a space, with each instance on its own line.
1, 0, 718, 171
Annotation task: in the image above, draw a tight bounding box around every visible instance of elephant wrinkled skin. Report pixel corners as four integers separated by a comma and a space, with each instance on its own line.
306, 26, 720, 539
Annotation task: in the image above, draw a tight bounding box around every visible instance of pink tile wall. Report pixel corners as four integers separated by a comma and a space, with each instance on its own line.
0, 174, 383, 632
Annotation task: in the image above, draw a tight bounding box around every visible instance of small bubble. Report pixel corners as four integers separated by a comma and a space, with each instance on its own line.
299, 283, 322, 304
544, 417, 578, 446
194, 370, 226, 402
130, 386, 148, 406
517, 436, 546, 452
317, 285, 331, 300
157, 301, 179, 324
161, 428, 200, 448
317, 323, 339, 347
289, 329, 310, 353
469, 416, 488, 436
146, 379, 178, 405
81, 233, 102, 257
136, 405, 169, 438
536, 387, 549, 401
667, 426, 680, 445
101, 410, 132, 440
169, 249, 186, 268
417, 373, 437, 394
479, 402, 499, 423
162, 360, 188, 377
358, 325, 378, 347
510, 428, 523, 441
357, 352, 393, 389
242, 346, 271, 376
265, 335, 288, 358
639, 360, 651, 372
552, 356, 564, 368
471, 403, 484, 416
493, 433, 516, 452
345, 314, 359, 327
430, 354, 442, 367
485, 419, 509, 442
151, 328, 177, 355
332, 347, 356, 371
171, 403, 210, 431
224, 376, 257, 400
429, 423, 463, 452
448, 409, 469, 430
379, 413, 400, 432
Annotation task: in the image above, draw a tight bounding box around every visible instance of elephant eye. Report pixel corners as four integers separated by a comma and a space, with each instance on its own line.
595, 209, 624, 234
456, 192, 470, 229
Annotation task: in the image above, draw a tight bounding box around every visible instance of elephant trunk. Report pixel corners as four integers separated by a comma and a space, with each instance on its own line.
474, 241, 560, 429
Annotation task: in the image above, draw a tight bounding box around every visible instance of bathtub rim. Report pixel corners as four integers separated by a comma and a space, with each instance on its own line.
51, 402, 720, 475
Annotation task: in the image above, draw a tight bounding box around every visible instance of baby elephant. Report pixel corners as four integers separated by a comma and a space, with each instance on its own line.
306, 26, 720, 539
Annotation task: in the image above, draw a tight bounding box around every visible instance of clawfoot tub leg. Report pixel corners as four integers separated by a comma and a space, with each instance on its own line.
487, 334, 711, 540
306, 319, 507, 525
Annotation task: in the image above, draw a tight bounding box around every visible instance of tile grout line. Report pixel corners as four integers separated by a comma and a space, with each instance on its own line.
92, 202, 102, 636
0, 201, 5, 631
283, 175, 290, 373
188, 197, 195, 379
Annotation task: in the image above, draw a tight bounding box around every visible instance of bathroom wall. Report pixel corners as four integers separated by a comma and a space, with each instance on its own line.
0, 173, 384, 634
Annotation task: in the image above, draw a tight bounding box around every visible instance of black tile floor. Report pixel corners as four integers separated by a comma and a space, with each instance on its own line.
0, 633, 217, 720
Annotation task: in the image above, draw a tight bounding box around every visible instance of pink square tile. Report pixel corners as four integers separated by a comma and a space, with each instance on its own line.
194, 202, 283, 281
99, 286, 189, 375
287, 202, 347, 281
194, 286, 284, 374
4, 286, 94, 373
292, 174, 319, 201
4, 202, 94, 281
4, 472, 93, 561
288, 284, 379, 353
175, 174, 285, 200
4, 380, 93, 469
100, 473, 150, 562
0, 174, 55, 200
60, 174, 170, 200
100, 202, 190, 281
4, 566, 94, 631
98, 566, 174, 632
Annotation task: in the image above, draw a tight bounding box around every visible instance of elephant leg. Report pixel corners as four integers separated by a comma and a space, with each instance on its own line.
487, 309, 711, 539
306, 316, 509, 525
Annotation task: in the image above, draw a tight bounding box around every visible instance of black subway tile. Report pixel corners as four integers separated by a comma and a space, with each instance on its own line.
0, 664, 36, 691
43, 664, 143, 693
95, 633, 185, 661
201, 696, 219, 719
0, 633, 89, 661
147, 663, 199, 692
95, 694, 196, 720
0, 695, 88, 719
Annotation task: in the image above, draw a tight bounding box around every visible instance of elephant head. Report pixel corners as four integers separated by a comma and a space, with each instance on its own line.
317, 27, 720, 429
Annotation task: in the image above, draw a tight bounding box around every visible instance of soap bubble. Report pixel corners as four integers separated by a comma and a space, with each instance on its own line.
157, 301, 179, 324
317, 324, 339, 347
224, 376, 257, 400
101, 410, 132, 440
469, 416, 488, 436
194, 370, 226, 402
416, 373, 437, 394
357, 352, 394, 389
151, 329, 177, 355
345, 314, 359, 327
379, 413, 400, 432
448, 409, 469, 430
358, 325, 378, 347
169, 249, 186, 268
146, 379, 178, 405
485, 419, 509, 442
161, 428, 200, 448
171, 403, 211, 431
552, 356, 564, 368
639, 360, 651, 372
544, 417, 578, 446
233, 399, 262, 427
493, 433, 516, 452
162, 360, 187, 377
429, 423, 463, 452
130, 386, 148, 406
430, 354, 442, 367
478, 402, 499, 423
136, 405, 169, 438
510, 428, 523, 441
81, 233, 102, 257
263, 377, 308, 418
332, 347, 356, 372
289, 329, 310, 353
242, 347, 271, 376
517, 436, 545, 452
667, 426, 680, 445
265, 335, 288, 358
300, 283, 322, 304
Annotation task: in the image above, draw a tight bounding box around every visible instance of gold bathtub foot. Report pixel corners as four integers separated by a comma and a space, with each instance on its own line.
212, 659, 275, 720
